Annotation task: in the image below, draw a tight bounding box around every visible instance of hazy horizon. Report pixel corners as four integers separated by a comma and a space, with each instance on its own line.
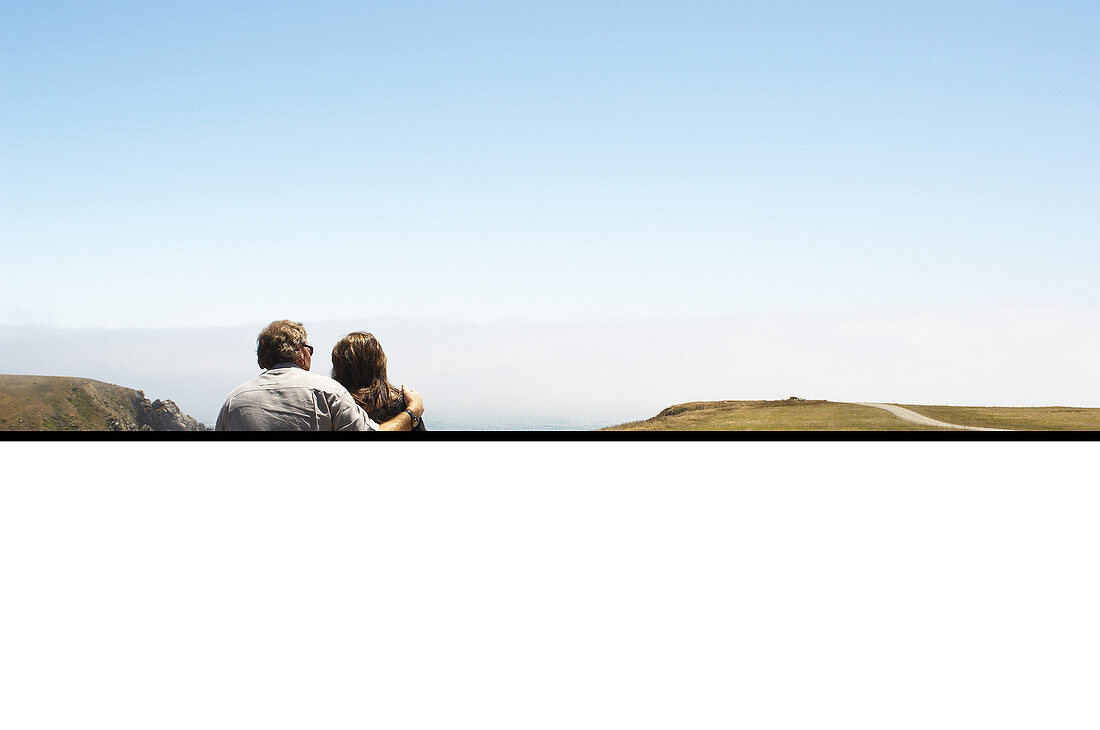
3, 304, 1098, 427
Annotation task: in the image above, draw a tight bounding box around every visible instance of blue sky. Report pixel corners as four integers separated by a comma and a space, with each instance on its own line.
3, 1, 1098, 327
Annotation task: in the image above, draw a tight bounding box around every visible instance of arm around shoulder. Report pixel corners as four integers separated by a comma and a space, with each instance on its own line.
330, 388, 381, 431
378, 385, 424, 432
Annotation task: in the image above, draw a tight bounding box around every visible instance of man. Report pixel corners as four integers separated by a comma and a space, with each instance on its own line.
215, 320, 424, 431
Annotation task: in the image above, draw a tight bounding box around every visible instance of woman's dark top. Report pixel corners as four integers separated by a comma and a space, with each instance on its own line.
365, 389, 427, 432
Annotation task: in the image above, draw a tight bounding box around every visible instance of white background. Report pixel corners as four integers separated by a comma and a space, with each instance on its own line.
1, 442, 1097, 729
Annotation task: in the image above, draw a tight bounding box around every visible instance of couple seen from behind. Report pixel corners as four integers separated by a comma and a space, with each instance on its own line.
215, 320, 427, 431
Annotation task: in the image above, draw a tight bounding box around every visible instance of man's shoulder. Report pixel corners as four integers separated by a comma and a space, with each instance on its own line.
223, 366, 343, 398
224, 372, 266, 400
296, 369, 355, 398
239, 367, 352, 395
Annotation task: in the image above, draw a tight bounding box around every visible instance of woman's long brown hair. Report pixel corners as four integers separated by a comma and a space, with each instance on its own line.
330, 332, 400, 413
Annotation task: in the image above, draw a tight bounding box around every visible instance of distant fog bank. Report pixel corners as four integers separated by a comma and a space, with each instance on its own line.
2, 306, 1098, 428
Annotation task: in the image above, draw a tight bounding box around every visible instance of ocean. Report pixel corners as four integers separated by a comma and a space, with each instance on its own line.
424, 415, 609, 432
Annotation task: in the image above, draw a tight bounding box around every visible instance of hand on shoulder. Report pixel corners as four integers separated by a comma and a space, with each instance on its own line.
401, 384, 424, 418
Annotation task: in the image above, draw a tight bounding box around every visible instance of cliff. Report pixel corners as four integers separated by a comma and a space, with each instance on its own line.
0, 374, 206, 432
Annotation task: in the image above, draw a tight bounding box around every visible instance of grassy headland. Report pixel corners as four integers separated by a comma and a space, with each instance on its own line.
0, 375, 141, 431
0, 374, 203, 431
603, 400, 1100, 431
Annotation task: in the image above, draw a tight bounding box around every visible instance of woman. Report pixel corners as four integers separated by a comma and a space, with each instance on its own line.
331, 331, 427, 431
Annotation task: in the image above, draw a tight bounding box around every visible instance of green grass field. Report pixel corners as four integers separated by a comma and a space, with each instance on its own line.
603, 400, 1100, 432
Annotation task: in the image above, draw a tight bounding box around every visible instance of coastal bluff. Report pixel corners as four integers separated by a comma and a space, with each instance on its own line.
602, 399, 1100, 431
0, 374, 205, 432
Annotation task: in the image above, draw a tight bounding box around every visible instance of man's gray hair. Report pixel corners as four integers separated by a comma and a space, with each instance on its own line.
256, 320, 308, 369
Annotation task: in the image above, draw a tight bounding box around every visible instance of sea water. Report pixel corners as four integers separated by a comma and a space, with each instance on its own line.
425, 415, 608, 432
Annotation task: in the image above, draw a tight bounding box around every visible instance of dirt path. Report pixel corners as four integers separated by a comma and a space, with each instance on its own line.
853, 403, 1011, 432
